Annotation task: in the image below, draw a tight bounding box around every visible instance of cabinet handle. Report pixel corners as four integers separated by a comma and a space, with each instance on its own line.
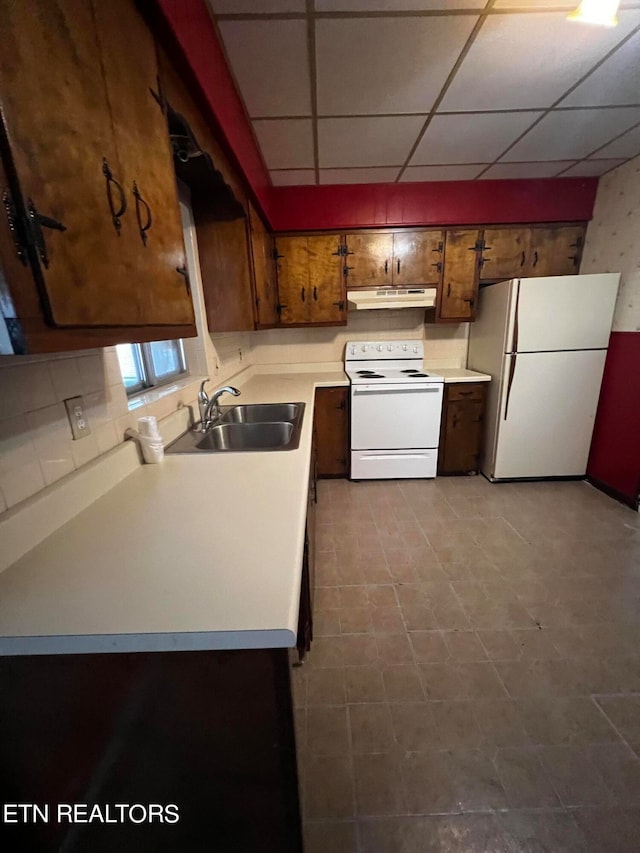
447, 282, 451, 298
132, 181, 152, 246
313, 286, 318, 301
568, 254, 580, 267
397, 258, 401, 274
520, 251, 526, 267
457, 389, 473, 396
102, 158, 127, 235
26, 198, 67, 269
343, 265, 354, 276
301, 286, 305, 302
532, 250, 538, 268
176, 264, 191, 294
384, 259, 388, 274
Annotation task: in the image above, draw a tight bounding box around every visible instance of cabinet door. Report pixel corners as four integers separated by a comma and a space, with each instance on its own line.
314, 387, 349, 477
92, 0, 193, 326
393, 231, 444, 286
528, 225, 586, 277
249, 203, 278, 327
276, 236, 310, 325
439, 393, 485, 474
198, 217, 256, 332
0, 0, 140, 327
344, 233, 393, 287
308, 235, 346, 324
439, 230, 480, 321
480, 228, 530, 282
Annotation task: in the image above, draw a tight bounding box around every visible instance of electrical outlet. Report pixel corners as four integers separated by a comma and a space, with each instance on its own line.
64, 396, 91, 440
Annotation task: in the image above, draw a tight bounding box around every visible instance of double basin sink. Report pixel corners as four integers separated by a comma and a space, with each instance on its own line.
166, 403, 305, 454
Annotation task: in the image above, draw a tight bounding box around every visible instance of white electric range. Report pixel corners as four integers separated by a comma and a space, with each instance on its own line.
345, 340, 444, 479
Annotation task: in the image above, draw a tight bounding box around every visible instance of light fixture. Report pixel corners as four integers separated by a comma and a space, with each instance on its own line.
567, 0, 620, 26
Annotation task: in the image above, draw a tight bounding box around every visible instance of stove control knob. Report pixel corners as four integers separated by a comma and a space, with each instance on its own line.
387, 345, 393, 351
362, 345, 368, 352
377, 345, 383, 352
413, 346, 419, 353
350, 345, 356, 355
402, 345, 408, 351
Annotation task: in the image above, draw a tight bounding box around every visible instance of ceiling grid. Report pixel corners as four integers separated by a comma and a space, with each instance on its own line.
209, 0, 640, 185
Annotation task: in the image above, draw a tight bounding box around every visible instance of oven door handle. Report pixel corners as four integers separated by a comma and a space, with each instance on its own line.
353, 384, 441, 394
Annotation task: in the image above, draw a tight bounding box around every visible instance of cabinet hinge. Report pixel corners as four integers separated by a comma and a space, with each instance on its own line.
277, 303, 287, 315
332, 244, 348, 256
332, 300, 345, 311
2, 189, 30, 265
273, 247, 284, 260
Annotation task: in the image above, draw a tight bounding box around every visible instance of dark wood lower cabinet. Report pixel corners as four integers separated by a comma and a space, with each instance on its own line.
314, 387, 349, 478
0, 649, 303, 852
438, 382, 488, 475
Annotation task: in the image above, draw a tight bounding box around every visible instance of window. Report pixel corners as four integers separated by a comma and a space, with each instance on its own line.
116, 340, 187, 395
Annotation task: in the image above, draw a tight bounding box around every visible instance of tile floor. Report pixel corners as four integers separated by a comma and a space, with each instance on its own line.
293, 476, 640, 852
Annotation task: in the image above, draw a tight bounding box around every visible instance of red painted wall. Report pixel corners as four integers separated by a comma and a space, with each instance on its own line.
268, 179, 599, 232
588, 332, 640, 506
155, 0, 272, 217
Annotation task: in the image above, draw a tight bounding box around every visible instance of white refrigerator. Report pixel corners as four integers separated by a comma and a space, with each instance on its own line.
467, 273, 619, 481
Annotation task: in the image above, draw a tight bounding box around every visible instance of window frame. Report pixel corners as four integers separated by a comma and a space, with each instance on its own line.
118, 340, 187, 397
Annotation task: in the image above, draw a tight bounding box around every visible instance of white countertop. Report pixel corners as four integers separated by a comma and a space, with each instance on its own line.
0, 369, 347, 656
437, 368, 491, 383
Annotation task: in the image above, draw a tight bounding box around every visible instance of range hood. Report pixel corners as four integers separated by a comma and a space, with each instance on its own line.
347, 287, 437, 311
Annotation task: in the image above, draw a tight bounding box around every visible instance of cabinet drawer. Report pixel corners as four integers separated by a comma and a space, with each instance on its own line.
447, 383, 485, 402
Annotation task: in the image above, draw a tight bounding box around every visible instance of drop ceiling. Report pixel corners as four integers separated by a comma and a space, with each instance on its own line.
208, 0, 640, 185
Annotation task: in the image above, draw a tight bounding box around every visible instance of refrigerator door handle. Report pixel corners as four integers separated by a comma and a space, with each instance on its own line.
504, 353, 517, 421
511, 280, 520, 353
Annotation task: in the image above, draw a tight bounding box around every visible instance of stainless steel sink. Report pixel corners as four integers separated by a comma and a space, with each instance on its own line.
197, 422, 293, 451
219, 403, 300, 424
165, 402, 305, 454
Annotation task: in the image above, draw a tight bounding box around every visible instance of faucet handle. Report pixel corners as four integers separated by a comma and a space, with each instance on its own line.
198, 378, 210, 402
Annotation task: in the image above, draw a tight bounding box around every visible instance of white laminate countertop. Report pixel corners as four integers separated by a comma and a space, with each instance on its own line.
437, 368, 491, 383
0, 369, 347, 656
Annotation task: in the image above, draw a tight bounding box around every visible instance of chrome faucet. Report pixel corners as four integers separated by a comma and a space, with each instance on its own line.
197, 379, 241, 431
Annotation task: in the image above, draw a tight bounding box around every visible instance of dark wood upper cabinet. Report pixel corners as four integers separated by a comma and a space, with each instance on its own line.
393, 230, 444, 286
0, 0, 196, 353
276, 235, 346, 327
344, 230, 444, 288
438, 229, 481, 322
344, 233, 393, 287
92, 0, 193, 327
480, 228, 530, 282
528, 225, 586, 277
249, 203, 279, 328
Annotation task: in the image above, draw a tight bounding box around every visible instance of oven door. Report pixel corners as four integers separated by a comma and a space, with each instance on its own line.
350, 382, 443, 450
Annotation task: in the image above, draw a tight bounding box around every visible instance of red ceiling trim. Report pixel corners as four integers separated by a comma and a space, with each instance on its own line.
267, 178, 599, 232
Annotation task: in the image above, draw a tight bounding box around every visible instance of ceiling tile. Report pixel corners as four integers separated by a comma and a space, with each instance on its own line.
561, 32, 640, 107
217, 20, 311, 117
400, 164, 486, 181
560, 159, 627, 177
589, 121, 640, 158
270, 170, 317, 186
316, 16, 477, 116
315, 1, 484, 8
440, 10, 640, 112
502, 107, 640, 161
318, 116, 424, 167
410, 112, 543, 165
253, 119, 314, 169
478, 161, 576, 179
210, 0, 305, 11
319, 167, 400, 184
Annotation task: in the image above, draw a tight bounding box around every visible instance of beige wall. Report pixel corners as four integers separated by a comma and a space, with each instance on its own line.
250, 310, 468, 368
581, 153, 640, 333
